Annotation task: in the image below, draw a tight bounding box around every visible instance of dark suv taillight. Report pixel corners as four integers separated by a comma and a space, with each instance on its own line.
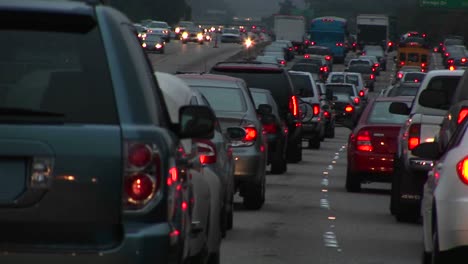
124, 142, 162, 210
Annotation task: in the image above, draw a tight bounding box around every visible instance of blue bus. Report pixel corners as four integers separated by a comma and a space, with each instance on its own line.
309, 16, 348, 62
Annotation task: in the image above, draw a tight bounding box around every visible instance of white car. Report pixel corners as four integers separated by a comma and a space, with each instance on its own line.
145, 20, 171, 42
221, 28, 241, 43
413, 118, 468, 263
326, 71, 368, 101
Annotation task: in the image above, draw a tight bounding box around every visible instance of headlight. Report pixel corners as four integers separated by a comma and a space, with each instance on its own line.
244, 38, 253, 48
142, 43, 147, 48
175, 27, 180, 33
197, 33, 203, 40
156, 43, 162, 49
182, 32, 188, 39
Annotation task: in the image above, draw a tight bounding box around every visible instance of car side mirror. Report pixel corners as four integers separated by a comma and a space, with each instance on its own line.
412, 142, 442, 160
389, 102, 410, 115
257, 104, 273, 115
226, 127, 246, 141
178, 105, 216, 139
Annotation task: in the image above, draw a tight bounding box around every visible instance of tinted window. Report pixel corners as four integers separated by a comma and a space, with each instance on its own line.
148, 22, 168, 28
445, 39, 464, 46
408, 53, 419, 62
330, 75, 345, 83
290, 74, 314, 97
367, 101, 410, 124
291, 64, 320, 73
145, 34, 162, 41
419, 76, 461, 110
388, 84, 420, 97
209, 69, 292, 115
348, 66, 372, 74
251, 92, 269, 107
195, 86, 247, 112
399, 53, 406, 61
304, 47, 330, 55
349, 60, 370, 66
346, 75, 359, 86
0, 18, 117, 124
403, 73, 425, 82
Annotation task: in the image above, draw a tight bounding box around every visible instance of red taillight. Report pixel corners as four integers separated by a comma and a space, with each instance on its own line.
372, 67, 376, 72
458, 108, 468, 124
400, 61, 405, 66
280, 60, 286, 65
353, 97, 360, 105
370, 74, 375, 80
388, 41, 393, 47
325, 55, 331, 61
304, 54, 310, 58
359, 90, 365, 97
336, 42, 343, 47
397, 72, 403, 79
445, 52, 450, 57
374, 63, 379, 67
448, 59, 454, 65
421, 63, 426, 67
304, 40, 310, 45
263, 123, 277, 134
244, 127, 258, 141
408, 124, 421, 150
294, 46, 298, 50
197, 140, 217, 165
345, 105, 354, 112
449, 65, 456, 71
125, 173, 155, 203
356, 130, 373, 152
457, 156, 468, 185
289, 95, 299, 117
462, 58, 467, 63
288, 47, 293, 51
128, 144, 152, 168
324, 111, 330, 118
311, 41, 316, 45
313, 104, 320, 116
124, 142, 161, 208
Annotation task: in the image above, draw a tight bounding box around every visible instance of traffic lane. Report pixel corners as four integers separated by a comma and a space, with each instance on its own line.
149, 40, 245, 73
221, 127, 422, 264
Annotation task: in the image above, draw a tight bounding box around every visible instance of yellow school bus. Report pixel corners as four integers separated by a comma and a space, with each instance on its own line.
396, 43, 430, 72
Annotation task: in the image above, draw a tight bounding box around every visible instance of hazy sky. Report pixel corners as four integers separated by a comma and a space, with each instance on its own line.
226, 0, 306, 18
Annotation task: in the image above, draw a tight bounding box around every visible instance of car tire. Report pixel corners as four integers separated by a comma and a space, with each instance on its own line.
270, 151, 287, 174
308, 138, 320, 149
286, 138, 302, 163
345, 167, 361, 192
326, 122, 335, 138
242, 177, 265, 210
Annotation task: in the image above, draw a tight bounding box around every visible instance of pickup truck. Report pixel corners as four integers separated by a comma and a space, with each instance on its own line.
389, 70, 464, 222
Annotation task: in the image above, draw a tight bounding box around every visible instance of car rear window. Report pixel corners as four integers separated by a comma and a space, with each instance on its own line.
291, 64, 320, 73
326, 84, 354, 96
304, 47, 329, 55
289, 74, 314, 97
346, 75, 359, 86
349, 60, 370, 66
367, 101, 410, 124
0, 13, 117, 124
195, 86, 247, 112
403, 72, 425, 82
348, 66, 372, 74
209, 69, 292, 114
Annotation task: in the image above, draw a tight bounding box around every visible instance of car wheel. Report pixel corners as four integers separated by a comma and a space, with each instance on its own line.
270, 147, 287, 174
308, 138, 320, 149
242, 177, 265, 210
327, 122, 335, 138
286, 138, 302, 163
345, 167, 361, 192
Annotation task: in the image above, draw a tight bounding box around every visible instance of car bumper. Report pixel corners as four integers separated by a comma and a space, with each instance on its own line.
232, 147, 265, 181
0, 223, 176, 264
301, 121, 322, 138
350, 151, 395, 175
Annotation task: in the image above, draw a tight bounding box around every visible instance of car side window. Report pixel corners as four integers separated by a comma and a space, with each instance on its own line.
444, 116, 468, 151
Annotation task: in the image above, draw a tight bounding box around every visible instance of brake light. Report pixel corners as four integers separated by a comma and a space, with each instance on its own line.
448, 59, 454, 65
359, 90, 365, 97
325, 55, 331, 61
356, 130, 373, 152
336, 42, 343, 47
374, 63, 379, 67
463, 58, 467, 63
244, 126, 258, 141
445, 52, 450, 57
304, 54, 310, 59
458, 107, 468, 124
280, 60, 286, 65
311, 41, 316, 45
353, 97, 360, 105
289, 47, 293, 51
407, 124, 421, 150
345, 105, 354, 112
304, 40, 310, 45
197, 140, 217, 165
397, 72, 403, 79
289, 95, 299, 117
400, 61, 405, 66
388, 41, 393, 47
370, 74, 375, 80
457, 156, 468, 185
124, 142, 161, 209
294, 46, 298, 50
313, 104, 320, 116
262, 123, 277, 134
421, 63, 426, 67
450, 65, 456, 71
324, 111, 330, 118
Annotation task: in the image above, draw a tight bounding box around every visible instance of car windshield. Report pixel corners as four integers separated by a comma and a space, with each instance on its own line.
223, 29, 239, 34
148, 22, 168, 28
194, 86, 247, 112
144, 34, 162, 41
367, 101, 410, 124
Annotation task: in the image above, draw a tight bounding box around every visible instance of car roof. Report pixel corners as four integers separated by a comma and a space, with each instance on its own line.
374, 96, 414, 103
212, 62, 283, 72
250, 88, 272, 94
177, 73, 244, 84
